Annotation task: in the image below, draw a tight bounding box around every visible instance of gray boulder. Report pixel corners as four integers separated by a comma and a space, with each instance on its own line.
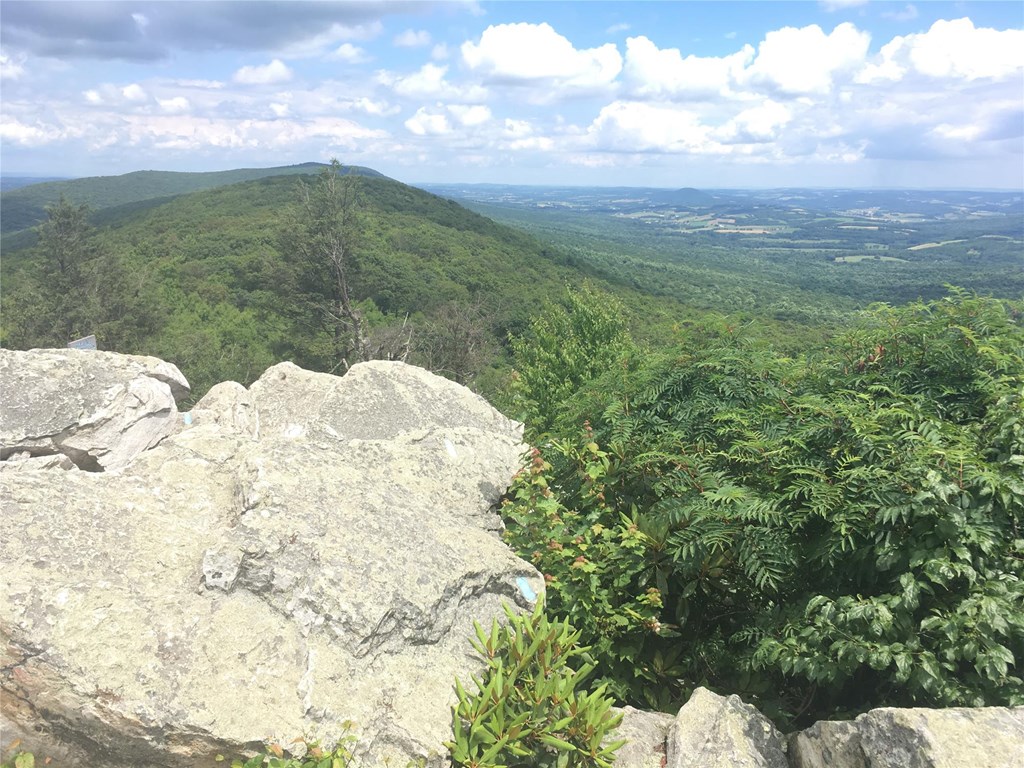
790, 705, 1024, 768
1, 356, 542, 768
666, 688, 788, 768
0, 348, 189, 472
612, 706, 675, 768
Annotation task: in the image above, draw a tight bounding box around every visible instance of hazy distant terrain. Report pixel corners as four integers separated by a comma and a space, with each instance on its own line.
423, 183, 1024, 306
0, 176, 70, 192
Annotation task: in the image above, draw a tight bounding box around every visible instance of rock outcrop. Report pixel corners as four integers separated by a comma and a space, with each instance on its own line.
0, 348, 189, 472
790, 705, 1024, 768
3, 350, 1021, 768
1, 353, 542, 768
667, 687, 788, 768
617, 688, 1023, 768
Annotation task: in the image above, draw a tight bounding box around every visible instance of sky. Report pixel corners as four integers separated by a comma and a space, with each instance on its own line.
1, 0, 1022, 189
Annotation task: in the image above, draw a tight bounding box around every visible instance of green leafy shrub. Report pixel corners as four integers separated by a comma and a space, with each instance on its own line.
447, 601, 625, 768
504, 292, 1024, 725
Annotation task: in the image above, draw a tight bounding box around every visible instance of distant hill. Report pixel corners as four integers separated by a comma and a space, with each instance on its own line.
0, 162, 385, 234
1, 176, 70, 192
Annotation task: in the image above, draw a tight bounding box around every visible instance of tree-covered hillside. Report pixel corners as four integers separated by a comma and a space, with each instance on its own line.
0, 162, 384, 234
1, 168, 664, 400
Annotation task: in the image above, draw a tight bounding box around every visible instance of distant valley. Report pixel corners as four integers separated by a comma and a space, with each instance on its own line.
423, 182, 1024, 309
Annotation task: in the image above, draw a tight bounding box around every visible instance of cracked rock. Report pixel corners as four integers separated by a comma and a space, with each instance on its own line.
0, 348, 189, 472
1, 355, 541, 768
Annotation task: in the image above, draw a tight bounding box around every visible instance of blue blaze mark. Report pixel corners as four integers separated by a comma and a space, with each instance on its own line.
516, 576, 537, 602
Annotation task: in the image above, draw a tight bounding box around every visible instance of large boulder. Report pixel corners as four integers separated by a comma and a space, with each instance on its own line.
790, 705, 1024, 768
0, 348, 189, 472
1, 356, 542, 767
666, 688, 788, 768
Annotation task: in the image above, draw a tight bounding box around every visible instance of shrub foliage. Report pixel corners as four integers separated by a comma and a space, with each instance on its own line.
504, 291, 1024, 725
447, 601, 624, 768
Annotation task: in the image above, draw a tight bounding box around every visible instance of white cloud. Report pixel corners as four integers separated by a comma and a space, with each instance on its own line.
564, 153, 622, 168
623, 36, 754, 97
403, 103, 492, 136
176, 79, 225, 89
234, 59, 292, 85
381, 62, 486, 100
349, 97, 399, 117
329, 43, 369, 63
856, 36, 907, 83
932, 122, 984, 142
861, 18, 1024, 83
606, 23, 631, 35
586, 101, 718, 154
742, 23, 870, 94
448, 104, 491, 126
122, 114, 387, 151
157, 96, 190, 114
394, 29, 431, 47
716, 100, 792, 143
274, 21, 383, 58
448, 104, 492, 127
404, 107, 452, 136
3, 8, 1020, 186
507, 136, 555, 151
0, 51, 25, 79
0, 117, 64, 145
503, 119, 533, 138
121, 83, 148, 102
82, 83, 164, 107
462, 22, 622, 89
388, 62, 447, 96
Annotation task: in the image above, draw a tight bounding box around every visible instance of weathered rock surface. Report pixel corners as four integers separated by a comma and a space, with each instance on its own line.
612, 706, 674, 768
0, 348, 189, 472
667, 688, 788, 768
790, 705, 1024, 768
1, 355, 542, 768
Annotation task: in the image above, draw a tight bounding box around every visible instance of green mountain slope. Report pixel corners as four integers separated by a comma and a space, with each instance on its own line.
0, 162, 384, 234
0, 170, 619, 400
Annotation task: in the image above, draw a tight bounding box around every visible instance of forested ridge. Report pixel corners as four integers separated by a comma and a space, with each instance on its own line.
1, 164, 1021, 732
2, 166, 618, 398
0, 162, 385, 235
